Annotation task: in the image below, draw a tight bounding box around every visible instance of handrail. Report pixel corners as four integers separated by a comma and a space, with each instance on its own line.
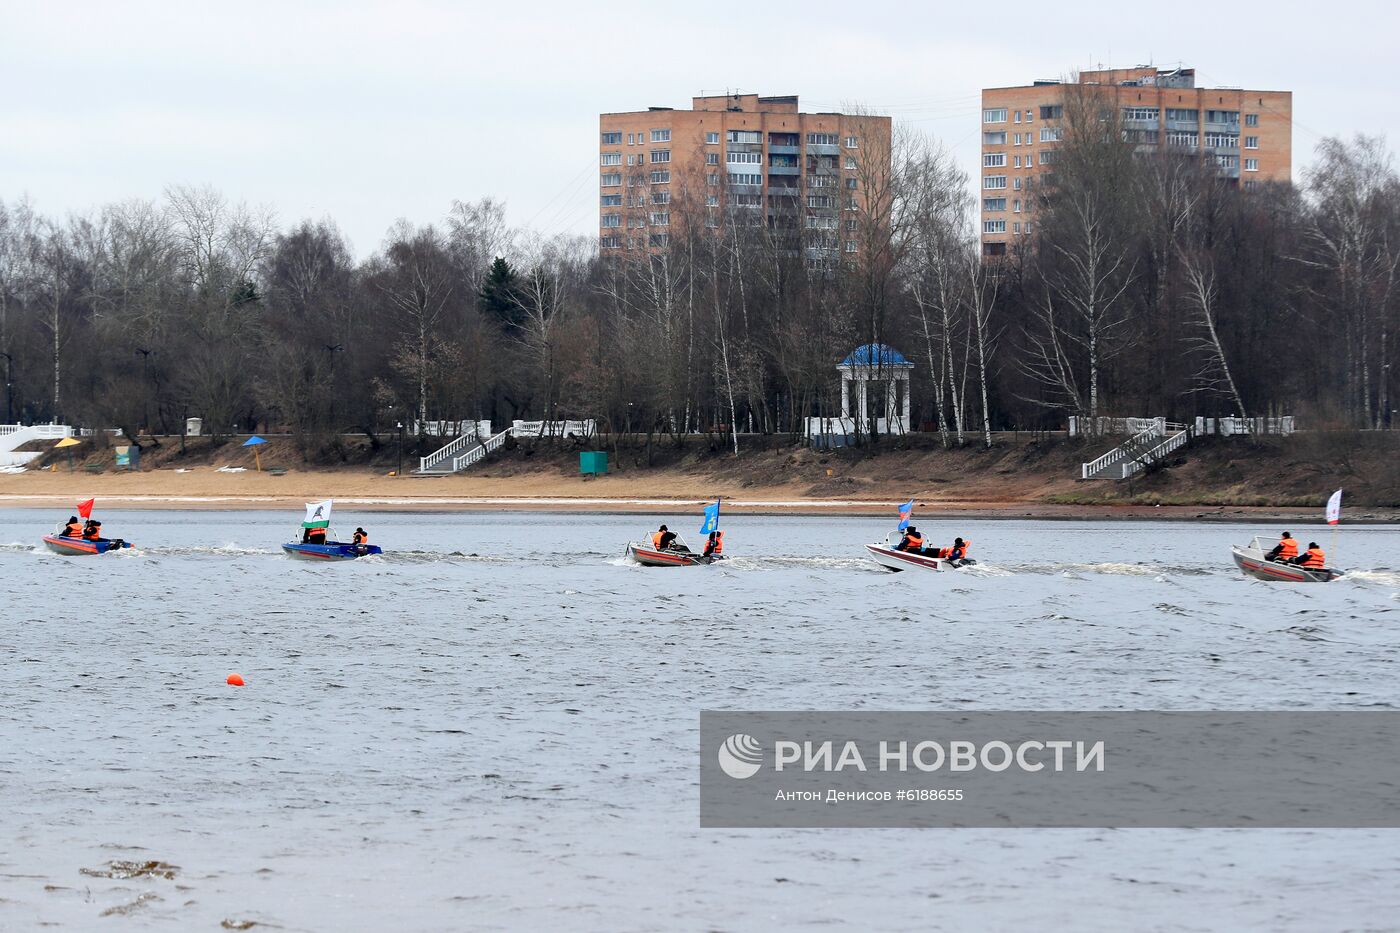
1081, 426, 1159, 478
452, 428, 511, 471
1120, 430, 1190, 479
419, 431, 479, 472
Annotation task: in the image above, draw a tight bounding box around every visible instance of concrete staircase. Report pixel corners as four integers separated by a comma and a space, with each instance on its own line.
0, 424, 73, 467
1081, 422, 1192, 480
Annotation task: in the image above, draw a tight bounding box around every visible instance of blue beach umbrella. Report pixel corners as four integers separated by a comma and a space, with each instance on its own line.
242, 435, 267, 471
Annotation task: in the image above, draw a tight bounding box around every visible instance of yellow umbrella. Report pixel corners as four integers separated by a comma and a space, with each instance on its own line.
54, 436, 81, 471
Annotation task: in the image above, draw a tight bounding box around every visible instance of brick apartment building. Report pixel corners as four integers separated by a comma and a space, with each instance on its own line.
979, 66, 1293, 256
598, 94, 891, 261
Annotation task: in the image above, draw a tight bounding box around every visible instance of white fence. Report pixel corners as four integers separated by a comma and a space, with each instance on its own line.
1195, 416, 1295, 437
1068, 416, 1166, 437
0, 423, 73, 467
805, 416, 910, 438
510, 419, 596, 439
414, 419, 491, 439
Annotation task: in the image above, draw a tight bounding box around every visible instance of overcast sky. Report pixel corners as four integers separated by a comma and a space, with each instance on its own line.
3, 0, 1395, 258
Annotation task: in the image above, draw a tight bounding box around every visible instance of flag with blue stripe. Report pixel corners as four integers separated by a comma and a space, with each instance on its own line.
898, 498, 914, 531
699, 499, 721, 535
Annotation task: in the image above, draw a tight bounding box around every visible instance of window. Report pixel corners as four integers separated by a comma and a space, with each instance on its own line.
600, 194, 621, 206
1205, 110, 1240, 125
706, 152, 719, 165
1245, 113, 1259, 127
649, 233, 669, 247
1204, 133, 1239, 149
600, 235, 621, 248
845, 241, 857, 253
650, 128, 671, 142
1245, 158, 1259, 172
706, 131, 720, 144
649, 212, 670, 226
727, 129, 760, 144
844, 136, 858, 148
1038, 150, 1057, 165
626, 133, 635, 145
983, 153, 1006, 167
845, 177, 857, 189
983, 219, 1006, 233
983, 175, 1007, 190
984, 131, 1007, 145
1013, 199, 1022, 213
846, 219, 858, 231
807, 215, 837, 229
650, 149, 670, 163
1012, 222, 1021, 234
600, 172, 621, 187
845, 157, 857, 169
626, 155, 636, 166
1245, 136, 1259, 149
1167, 131, 1199, 149
1014, 111, 1022, 124
1122, 107, 1159, 122
601, 152, 621, 166
1214, 154, 1240, 169
1013, 177, 1022, 190
1026, 153, 1035, 167
846, 196, 859, 211
1024, 222, 1032, 235
983, 198, 1006, 211
1025, 109, 1034, 121
733, 194, 762, 207
1244, 180, 1259, 191
727, 172, 762, 186
808, 174, 833, 187
1013, 155, 1022, 168
807, 132, 839, 145
705, 195, 719, 207
707, 174, 720, 186
1040, 127, 1062, 142
601, 213, 621, 228
649, 170, 670, 184
1039, 104, 1062, 120
807, 195, 834, 208
983, 108, 1008, 123
1166, 108, 1198, 122
601, 132, 622, 145
726, 151, 762, 164
652, 191, 670, 204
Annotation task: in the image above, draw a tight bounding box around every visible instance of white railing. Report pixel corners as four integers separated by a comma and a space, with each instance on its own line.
1069, 416, 1166, 438
1119, 430, 1190, 479
0, 423, 75, 466
510, 419, 596, 439
1081, 426, 1159, 479
452, 428, 511, 471
419, 428, 485, 473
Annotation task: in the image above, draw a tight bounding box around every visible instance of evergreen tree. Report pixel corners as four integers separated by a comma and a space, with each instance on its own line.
478, 256, 522, 330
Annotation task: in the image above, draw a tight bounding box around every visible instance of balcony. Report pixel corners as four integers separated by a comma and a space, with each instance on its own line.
768, 144, 800, 155
1204, 120, 1239, 134
806, 143, 840, 156
767, 185, 800, 196
1122, 118, 1159, 131
768, 165, 800, 176
1165, 118, 1199, 133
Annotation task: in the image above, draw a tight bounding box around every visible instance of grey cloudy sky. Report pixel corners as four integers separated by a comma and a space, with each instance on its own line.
3, 0, 1394, 257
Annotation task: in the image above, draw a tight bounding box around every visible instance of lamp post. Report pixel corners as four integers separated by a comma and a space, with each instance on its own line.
396, 421, 405, 477
134, 348, 152, 434
0, 351, 13, 424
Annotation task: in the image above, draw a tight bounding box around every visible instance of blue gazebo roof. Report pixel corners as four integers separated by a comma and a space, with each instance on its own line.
839, 343, 912, 368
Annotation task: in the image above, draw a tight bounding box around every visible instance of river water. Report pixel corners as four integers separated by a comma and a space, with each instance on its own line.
1, 509, 1397, 931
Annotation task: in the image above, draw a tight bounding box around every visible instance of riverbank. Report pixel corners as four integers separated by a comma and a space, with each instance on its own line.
4, 430, 1396, 520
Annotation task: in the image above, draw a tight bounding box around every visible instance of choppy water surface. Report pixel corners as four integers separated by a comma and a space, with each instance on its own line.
1, 509, 1398, 931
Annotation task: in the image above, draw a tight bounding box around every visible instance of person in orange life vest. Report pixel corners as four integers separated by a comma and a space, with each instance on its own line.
60, 516, 82, 537
895, 526, 924, 552
651, 525, 677, 550
1294, 542, 1326, 569
82, 519, 102, 540
352, 528, 368, 546
1266, 531, 1298, 562
944, 537, 969, 561
703, 530, 724, 558
302, 525, 327, 544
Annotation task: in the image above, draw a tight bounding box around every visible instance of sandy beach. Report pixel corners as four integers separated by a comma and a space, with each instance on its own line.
2, 466, 1392, 521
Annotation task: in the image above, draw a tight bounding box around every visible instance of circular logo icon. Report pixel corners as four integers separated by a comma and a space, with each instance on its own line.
717, 733, 763, 779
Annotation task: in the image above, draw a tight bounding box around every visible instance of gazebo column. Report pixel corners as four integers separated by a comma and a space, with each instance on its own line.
840, 373, 851, 419
858, 379, 868, 431
901, 375, 911, 428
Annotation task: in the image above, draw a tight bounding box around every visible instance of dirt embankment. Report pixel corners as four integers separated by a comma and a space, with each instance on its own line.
3, 430, 1397, 518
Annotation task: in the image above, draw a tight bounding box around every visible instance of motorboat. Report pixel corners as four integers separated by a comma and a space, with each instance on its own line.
281, 540, 382, 561
866, 533, 976, 573
626, 533, 722, 567
1231, 536, 1342, 582
42, 534, 131, 555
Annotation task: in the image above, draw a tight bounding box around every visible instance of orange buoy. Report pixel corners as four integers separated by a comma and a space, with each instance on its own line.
226, 673, 245, 687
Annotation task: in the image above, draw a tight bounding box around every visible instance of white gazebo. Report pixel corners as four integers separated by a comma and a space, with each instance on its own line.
807, 343, 914, 443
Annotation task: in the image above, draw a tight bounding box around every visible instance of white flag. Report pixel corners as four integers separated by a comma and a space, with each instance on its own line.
303, 499, 333, 528
1325, 489, 1342, 525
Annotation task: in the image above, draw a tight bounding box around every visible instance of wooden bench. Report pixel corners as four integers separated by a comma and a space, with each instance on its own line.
267, 467, 288, 476
84, 464, 105, 474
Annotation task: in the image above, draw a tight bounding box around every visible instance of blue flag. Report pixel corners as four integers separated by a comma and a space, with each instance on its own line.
699, 499, 721, 535
898, 498, 915, 531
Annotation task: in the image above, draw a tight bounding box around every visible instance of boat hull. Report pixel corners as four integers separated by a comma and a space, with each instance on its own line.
865, 543, 975, 573
1231, 546, 1340, 583
42, 535, 131, 555
282, 542, 383, 561
625, 543, 719, 567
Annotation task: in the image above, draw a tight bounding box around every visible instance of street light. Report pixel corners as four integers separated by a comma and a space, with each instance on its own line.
134, 348, 152, 434
0, 351, 12, 424
396, 421, 405, 477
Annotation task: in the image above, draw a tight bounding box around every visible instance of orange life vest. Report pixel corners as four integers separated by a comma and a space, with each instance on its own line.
307, 527, 327, 542
903, 533, 923, 550
83, 526, 101, 540
959, 539, 971, 556
1276, 537, 1298, 560
353, 531, 367, 545
710, 532, 723, 555
652, 531, 665, 548
1299, 547, 1325, 569
63, 521, 82, 537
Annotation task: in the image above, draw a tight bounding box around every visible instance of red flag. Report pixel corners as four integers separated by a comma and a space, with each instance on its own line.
77, 498, 95, 519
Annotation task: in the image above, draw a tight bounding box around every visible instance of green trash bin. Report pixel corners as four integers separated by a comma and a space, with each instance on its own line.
579, 451, 608, 476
